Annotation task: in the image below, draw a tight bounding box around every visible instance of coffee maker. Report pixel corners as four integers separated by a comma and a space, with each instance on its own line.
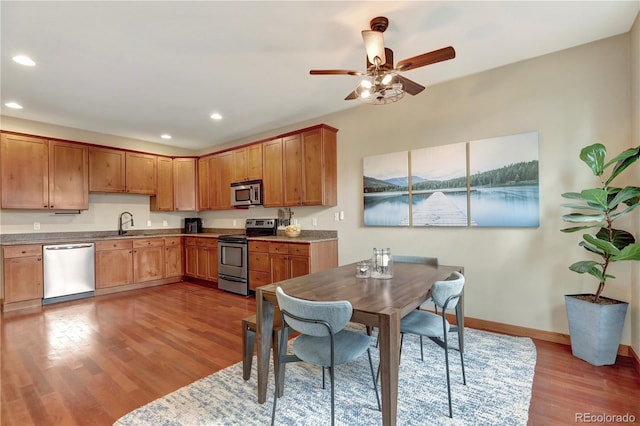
184, 218, 202, 234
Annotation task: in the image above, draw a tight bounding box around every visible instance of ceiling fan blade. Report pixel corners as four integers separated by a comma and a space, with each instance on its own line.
396, 75, 425, 96
361, 30, 386, 66
396, 46, 456, 72
310, 69, 363, 76
344, 90, 358, 101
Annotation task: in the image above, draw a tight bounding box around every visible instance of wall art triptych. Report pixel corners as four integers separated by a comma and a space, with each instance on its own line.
363, 131, 540, 228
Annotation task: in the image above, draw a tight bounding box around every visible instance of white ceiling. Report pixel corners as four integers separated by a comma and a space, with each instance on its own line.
1, 1, 638, 151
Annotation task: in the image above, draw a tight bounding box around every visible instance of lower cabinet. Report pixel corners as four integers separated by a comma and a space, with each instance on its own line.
248, 239, 338, 290
133, 238, 165, 283
184, 237, 218, 282
2, 245, 43, 306
95, 240, 133, 289
164, 237, 183, 278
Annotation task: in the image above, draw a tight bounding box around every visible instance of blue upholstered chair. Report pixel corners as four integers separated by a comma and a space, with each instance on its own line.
400, 271, 466, 418
271, 287, 380, 426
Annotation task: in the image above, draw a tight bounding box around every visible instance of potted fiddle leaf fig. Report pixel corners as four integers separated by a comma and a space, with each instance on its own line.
561, 142, 640, 365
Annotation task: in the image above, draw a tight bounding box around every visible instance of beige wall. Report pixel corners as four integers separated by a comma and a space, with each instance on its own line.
1, 31, 637, 349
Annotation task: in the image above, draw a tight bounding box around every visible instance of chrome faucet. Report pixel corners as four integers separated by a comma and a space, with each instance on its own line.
118, 211, 134, 235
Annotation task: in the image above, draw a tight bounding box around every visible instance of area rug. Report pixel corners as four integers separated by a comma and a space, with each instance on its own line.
115, 328, 536, 426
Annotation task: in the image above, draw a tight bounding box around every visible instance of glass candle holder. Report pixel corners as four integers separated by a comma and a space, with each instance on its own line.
356, 260, 371, 278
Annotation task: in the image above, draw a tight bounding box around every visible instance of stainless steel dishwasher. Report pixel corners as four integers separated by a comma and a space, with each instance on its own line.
43, 243, 95, 305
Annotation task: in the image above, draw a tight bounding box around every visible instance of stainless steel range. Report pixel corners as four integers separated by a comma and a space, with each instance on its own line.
218, 218, 277, 295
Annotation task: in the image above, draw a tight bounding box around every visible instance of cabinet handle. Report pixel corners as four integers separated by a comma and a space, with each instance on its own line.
21, 251, 26, 254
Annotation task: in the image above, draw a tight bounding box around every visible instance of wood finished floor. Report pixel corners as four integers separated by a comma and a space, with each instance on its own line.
1, 281, 639, 425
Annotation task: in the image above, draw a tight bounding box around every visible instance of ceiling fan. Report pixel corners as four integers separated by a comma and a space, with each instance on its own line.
310, 16, 456, 104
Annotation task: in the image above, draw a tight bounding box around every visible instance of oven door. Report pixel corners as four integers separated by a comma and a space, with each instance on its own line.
218, 240, 249, 295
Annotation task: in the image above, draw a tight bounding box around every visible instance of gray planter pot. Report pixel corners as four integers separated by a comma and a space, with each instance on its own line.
565, 294, 628, 366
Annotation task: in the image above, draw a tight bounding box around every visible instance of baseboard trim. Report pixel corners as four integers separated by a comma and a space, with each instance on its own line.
456, 315, 635, 359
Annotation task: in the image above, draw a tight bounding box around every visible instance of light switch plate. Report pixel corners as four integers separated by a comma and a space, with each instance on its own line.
33, 222, 40, 230
147, 220, 152, 227
163, 220, 168, 227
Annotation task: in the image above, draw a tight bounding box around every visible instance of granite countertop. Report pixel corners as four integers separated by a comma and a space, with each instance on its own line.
0, 228, 337, 246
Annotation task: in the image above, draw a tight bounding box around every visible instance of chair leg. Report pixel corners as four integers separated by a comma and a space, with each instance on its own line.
366, 348, 381, 410
456, 314, 466, 386
329, 366, 335, 426
242, 321, 254, 381
419, 336, 424, 361
443, 318, 453, 418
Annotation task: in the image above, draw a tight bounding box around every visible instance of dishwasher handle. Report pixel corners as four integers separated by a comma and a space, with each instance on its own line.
45, 244, 94, 251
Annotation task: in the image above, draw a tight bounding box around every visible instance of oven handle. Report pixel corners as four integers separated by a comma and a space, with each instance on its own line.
218, 274, 246, 283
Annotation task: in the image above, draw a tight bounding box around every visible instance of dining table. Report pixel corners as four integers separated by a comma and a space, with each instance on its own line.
255, 260, 464, 426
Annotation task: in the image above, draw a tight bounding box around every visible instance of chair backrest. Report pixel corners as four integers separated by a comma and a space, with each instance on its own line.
276, 287, 353, 337
431, 271, 465, 310
394, 255, 438, 266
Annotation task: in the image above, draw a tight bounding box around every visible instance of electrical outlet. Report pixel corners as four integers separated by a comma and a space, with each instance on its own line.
334, 212, 339, 221
339, 211, 345, 220
163, 220, 168, 227
312, 218, 317, 226
33, 222, 40, 230
147, 220, 152, 227
233, 219, 237, 227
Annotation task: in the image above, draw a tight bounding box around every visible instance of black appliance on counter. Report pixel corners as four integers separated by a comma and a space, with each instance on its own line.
218, 218, 277, 296
184, 218, 202, 234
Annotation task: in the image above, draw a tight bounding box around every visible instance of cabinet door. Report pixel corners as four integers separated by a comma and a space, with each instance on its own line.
89, 146, 126, 193
197, 156, 211, 211
1, 134, 49, 208
262, 138, 283, 207
126, 152, 157, 194
216, 152, 234, 209
233, 147, 248, 182
283, 134, 302, 206
151, 156, 173, 211
164, 237, 183, 278
301, 128, 324, 206
133, 240, 164, 282
48, 141, 89, 210
289, 256, 310, 279
95, 248, 133, 288
270, 253, 289, 283
247, 144, 263, 181
196, 246, 208, 279
3, 248, 43, 303
206, 245, 218, 281
184, 244, 198, 277
173, 157, 196, 211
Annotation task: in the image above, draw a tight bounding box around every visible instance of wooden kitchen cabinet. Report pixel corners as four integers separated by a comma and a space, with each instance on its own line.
164, 237, 183, 278
1, 134, 89, 210
133, 238, 165, 282
262, 138, 284, 207
89, 148, 157, 194
2, 245, 43, 305
95, 240, 133, 289
173, 157, 197, 211
197, 156, 211, 211
262, 125, 337, 208
150, 155, 174, 211
184, 237, 217, 281
259, 239, 337, 286
213, 152, 234, 210
126, 152, 157, 194
248, 240, 270, 291
233, 144, 263, 182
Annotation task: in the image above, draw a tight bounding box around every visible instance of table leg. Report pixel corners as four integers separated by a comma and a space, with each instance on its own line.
256, 288, 274, 404
377, 308, 400, 426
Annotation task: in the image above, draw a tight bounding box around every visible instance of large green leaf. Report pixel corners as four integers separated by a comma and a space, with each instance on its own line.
560, 203, 606, 212
611, 243, 640, 261
562, 213, 605, 223
580, 188, 608, 208
599, 228, 636, 250
580, 143, 606, 176
610, 203, 640, 221
569, 261, 604, 281
607, 186, 640, 209
578, 240, 604, 256
583, 234, 621, 255
561, 191, 583, 200
605, 146, 640, 185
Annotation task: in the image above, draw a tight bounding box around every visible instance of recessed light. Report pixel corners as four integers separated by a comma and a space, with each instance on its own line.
210, 113, 223, 120
12, 55, 36, 66
161, 134, 172, 140
5, 102, 23, 109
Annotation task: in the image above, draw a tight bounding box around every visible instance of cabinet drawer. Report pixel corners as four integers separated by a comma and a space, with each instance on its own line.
249, 240, 269, 252
164, 236, 182, 247
133, 238, 165, 248
3, 245, 42, 258
195, 237, 217, 247
95, 240, 132, 251
184, 237, 198, 246
249, 252, 269, 272
288, 243, 309, 256
269, 242, 289, 254
250, 270, 271, 289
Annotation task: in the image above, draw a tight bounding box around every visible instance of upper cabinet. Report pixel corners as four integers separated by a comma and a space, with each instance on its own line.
233, 144, 263, 182
197, 156, 211, 211
89, 147, 156, 195
150, 155, 174, 211
212, 151, 234, 210
1, 134, 88, 210
173, 158, 197, 211
264, 125, 337, 208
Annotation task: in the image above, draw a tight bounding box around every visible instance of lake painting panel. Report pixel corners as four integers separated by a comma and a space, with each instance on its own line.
411, 142, 468, 226
468, 132, 540, 227
363, 151, 409, 226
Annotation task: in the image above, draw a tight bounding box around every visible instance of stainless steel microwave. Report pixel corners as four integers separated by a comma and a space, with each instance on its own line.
230, 180, 262, 207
